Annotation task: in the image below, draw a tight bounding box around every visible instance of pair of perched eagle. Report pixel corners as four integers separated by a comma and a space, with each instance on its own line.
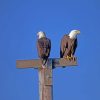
37, 30, 80, 68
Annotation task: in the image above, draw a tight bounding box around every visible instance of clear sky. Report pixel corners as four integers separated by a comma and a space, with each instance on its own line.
0, 0, 100, 100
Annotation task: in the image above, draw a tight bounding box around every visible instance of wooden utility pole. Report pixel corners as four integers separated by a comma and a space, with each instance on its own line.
16, 58, 77, 100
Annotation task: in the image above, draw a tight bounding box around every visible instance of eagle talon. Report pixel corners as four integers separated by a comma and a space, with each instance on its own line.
64, 56, 72, 60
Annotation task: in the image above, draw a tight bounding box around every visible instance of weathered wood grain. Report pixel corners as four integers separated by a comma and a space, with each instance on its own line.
16, 58, 77, 68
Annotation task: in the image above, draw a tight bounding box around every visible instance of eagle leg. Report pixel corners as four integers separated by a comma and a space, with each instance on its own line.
42, 64, 46, 68
41, 59, 46, 68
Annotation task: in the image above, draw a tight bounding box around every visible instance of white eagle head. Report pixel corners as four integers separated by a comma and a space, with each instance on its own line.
68, 30, 80, 39
37, 31, 46, 39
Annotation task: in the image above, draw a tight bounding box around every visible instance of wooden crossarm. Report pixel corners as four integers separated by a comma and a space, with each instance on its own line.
16, 58, 77, 68
16, 59, 41, 68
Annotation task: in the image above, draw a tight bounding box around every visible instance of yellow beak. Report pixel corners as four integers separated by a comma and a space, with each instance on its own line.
77, 30, 80, 34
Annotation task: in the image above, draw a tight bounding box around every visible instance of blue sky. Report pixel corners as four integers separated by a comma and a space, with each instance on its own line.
0, 0, 100, 100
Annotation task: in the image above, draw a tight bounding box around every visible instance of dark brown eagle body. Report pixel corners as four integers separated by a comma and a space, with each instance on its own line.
60, 35, 77, 58
37, 37, 51, 65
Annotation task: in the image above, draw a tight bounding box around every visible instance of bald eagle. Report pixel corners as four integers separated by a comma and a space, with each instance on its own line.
60, 30, 80, 60
37, 31, 51, 68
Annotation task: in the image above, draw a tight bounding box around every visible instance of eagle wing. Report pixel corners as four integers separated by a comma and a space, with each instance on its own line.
60, 35, 69, 58
37, 37, 51, 58
45, 38, 51, 57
